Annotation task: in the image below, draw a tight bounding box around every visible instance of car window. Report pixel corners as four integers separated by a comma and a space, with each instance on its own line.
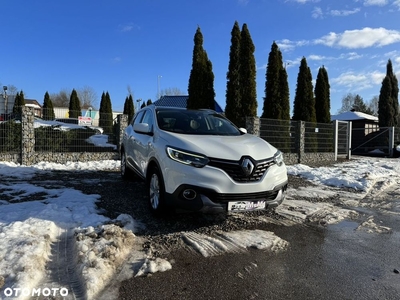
133, 111, 145, 125
156, 110, 241, 136
141, 110, 154, 130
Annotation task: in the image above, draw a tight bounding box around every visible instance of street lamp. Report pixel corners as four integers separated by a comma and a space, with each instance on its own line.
136, 99, 142, 109
2, 86, 7, 114
157, 75, 162, 99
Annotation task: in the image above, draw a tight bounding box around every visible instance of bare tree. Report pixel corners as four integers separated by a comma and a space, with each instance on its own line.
159, 87, 185, 97
51, 89, 71, 107
77, 86, 98, 109
7, 85, 18, 96
367, 96, 379, 116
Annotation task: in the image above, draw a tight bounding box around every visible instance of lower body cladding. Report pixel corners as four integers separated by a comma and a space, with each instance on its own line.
164, 181, 288, 213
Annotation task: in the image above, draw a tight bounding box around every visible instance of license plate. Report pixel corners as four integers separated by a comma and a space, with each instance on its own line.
228, 201, 266, 211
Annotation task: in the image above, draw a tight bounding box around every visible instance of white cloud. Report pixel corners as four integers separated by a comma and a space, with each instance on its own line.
394, 0, 400, 9
308, 54, 330, 61
314, 27, 400, 49
329, 8, 361, 16
339, 52, 363, 60
288, 0, 320, 3
277, 39, 309, 51
363, 0, 388, 6
312, 6, 324, 18
119, 23, 140, 32
332, 70, 385, 90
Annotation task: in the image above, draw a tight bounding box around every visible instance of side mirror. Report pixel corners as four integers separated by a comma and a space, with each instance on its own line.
133, 123, 152, 135
239, 128, 247, 134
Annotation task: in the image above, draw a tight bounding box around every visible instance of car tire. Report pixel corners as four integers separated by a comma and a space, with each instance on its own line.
121, 151, 133, 180
148, 166, 167, 214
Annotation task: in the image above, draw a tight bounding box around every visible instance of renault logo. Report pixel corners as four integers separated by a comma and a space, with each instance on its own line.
241, 158, 254, 176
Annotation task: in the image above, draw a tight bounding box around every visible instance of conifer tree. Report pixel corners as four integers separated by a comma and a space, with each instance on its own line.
293, 57, 316, 152
99, 91, 113, 134
42, 91, 55, 120
225, 21, 242, 126
279, 67, 290, 121
68, 89, 81, 118
293, 57, 316, 122
238, 23, 257, 126
187, 26, 215, 110
123, 95, 135, 123
378, 59, 399, 127
146, 99, 152, 106
12, 92, 20, 115
314, 66, 331, 123
262, 42, 284, 119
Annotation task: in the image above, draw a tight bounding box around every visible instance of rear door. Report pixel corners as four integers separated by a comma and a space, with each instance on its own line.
125, 110, 145, 175
133, 109, 155, 175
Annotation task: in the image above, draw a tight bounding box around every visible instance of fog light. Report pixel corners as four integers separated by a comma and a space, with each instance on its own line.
182, 189, 197, 200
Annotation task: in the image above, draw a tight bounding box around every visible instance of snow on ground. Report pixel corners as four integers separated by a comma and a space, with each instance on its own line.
0, 156, 399, 299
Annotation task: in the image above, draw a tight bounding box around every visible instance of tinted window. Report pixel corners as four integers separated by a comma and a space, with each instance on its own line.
156, 109, 241, 136
141, 110, 154, 129
132, 111, 145, 125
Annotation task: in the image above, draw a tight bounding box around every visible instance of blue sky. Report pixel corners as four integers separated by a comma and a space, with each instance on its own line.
1, 0, 400, 116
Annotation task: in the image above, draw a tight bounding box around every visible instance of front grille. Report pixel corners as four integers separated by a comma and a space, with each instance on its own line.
208, 156, 275, 182
204, 190, 281, 203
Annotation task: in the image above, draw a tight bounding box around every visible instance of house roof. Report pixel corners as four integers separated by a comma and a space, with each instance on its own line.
24, 99, 42, 109
331, 111, 378, 122
153, 95, 223, 113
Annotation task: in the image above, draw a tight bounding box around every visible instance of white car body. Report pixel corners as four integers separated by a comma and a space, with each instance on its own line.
121, 106, 288, 213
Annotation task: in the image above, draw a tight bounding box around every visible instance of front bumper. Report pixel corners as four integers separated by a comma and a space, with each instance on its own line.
164, 181, 288, 213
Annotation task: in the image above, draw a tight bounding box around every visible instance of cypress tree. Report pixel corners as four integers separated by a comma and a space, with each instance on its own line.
99, 91, 113, 134
293, 57, 316, 152
262, 42, 284, 119
293, 57, 316, 122
123, 95, 135, 123
146, 99, 153, 106
12, 92, 20, 115
187, 26, 215, 110
225, 21, 242, 126
314, 66, 331, 123
239, 23, 257, 126
279, 67, 290, 120
69, 89, 81, 118
378, 59, 399, 127
42, 91, 55, 120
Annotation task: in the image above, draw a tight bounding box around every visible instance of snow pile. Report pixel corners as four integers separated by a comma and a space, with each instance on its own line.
276, 199, 358, 225
75, 221, 136, 299
182, 230, 288, 257
0, 218, 58, 294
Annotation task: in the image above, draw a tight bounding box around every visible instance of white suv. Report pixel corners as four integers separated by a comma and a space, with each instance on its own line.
121, 106, 288, 214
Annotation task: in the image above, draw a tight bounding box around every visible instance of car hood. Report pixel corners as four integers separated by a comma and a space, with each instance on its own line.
160, 132, 278, 161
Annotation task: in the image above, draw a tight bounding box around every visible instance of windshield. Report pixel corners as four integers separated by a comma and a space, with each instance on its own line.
156, 109, 242, 136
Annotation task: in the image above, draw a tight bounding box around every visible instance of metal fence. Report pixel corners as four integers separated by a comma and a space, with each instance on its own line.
259, 118, 334, 153
0, 107, 118, 154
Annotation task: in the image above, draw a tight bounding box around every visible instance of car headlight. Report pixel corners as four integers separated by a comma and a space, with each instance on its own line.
396, 144, 400, 152
273, 150, 284, 167
166, 147, 209, 168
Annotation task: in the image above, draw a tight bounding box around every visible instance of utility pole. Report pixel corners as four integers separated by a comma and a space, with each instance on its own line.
2, 86, 8, 114
157, 75, 162, 99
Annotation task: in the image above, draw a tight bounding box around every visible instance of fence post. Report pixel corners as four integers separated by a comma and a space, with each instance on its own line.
389, 127, 394, 157
116, 114, 128, 153
245, 116, 260, 137
333, 120, 338, 161
295, 121, 305, 163
21, 106, 35, 166
347, 121, 352, 159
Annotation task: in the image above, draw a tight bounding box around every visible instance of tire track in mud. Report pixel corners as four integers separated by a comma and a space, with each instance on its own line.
34, 228, 87, 300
